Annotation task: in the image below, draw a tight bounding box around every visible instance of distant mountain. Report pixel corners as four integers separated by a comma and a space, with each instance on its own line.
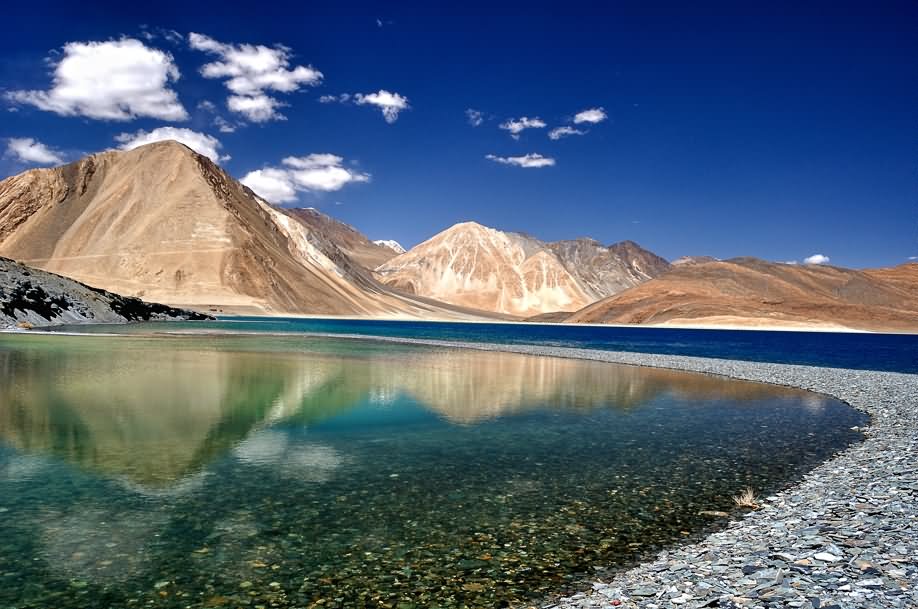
286, 207, 399, 271
559, 257, 918, 332
375, 221, 669, 316
1, 257, 209, 328
0, 141, 494, 320
373, 239, 406, 255
548, 238, 670, 300
865, 262, 918, 298
672, 255, 719, 266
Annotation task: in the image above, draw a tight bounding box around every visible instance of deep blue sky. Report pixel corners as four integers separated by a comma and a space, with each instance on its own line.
1, 1, 916, 268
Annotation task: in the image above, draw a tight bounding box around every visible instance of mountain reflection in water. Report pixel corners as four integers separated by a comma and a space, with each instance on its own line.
0, 333, 864, 609
0, 334, 816, 487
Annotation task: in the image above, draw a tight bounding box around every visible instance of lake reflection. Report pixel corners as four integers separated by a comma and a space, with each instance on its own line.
0, 334, 865, 608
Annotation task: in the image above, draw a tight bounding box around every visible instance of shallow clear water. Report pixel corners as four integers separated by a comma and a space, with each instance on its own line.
0, 334, 866, 608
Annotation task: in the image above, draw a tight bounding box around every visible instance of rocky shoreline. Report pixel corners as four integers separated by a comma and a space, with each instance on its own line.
299, 334, 917, 609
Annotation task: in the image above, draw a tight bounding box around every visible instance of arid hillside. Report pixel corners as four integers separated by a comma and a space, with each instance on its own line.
376, 221, 669, 316
559, 257, 918, 332
285, 207, 398, 272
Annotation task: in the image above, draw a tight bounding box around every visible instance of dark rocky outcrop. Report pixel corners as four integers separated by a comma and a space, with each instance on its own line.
1, 256, 212, 328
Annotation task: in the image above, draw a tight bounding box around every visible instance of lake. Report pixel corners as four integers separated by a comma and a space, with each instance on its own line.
0, 332, 867, 608
43, 316, 918, 373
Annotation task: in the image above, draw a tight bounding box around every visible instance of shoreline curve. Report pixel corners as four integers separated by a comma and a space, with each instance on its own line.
5, 329, 916, 608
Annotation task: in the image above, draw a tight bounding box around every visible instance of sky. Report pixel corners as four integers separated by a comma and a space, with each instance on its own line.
1, 1, 916, 268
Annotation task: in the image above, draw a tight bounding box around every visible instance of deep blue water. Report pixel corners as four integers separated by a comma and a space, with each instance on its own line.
51, 316, 918, 374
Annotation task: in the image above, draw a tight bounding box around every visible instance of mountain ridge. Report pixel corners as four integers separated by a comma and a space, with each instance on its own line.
558, 257, 918, 331
375, 220, 670, 316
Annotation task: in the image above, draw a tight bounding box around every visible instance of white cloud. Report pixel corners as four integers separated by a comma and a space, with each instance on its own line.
226, 93, 286, 122
240, 167, 298, 203
354, 90, 409, 123
241, 154, 370, 203
281, 154, 370, 190
188, 32, 323, 122
7, 38, 187, 121
548, 126, 586, 140
318, 91, 408, 123
5, 137, 65, 165
114, 127, 229, 162
573, 107, 607, 124
499, 116, 546, 139
466, 108, 483, 127
803, 254, 830, 265
909, 256, 918, 261
485, 153, 556, 168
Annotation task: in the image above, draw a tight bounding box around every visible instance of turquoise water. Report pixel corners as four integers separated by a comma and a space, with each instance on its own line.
0, 333, 866, 608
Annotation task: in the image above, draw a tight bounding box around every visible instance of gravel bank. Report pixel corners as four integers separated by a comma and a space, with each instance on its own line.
309, 335, 917, 609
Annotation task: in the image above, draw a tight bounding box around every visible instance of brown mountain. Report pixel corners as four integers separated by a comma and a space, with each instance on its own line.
560, 257, 918, 332
285, 207, 398, 271
0, 141, 493, 320
375, 221, 669, 316
548, 238, 671, 300
865, 262, 918, 298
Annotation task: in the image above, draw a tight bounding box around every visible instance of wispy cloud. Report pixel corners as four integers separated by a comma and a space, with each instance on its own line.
5, 137, 65, 165
114, 127, 229, 162
499, 117, 546, 139
198, 100, 239, 133
7, 38, 187, 121
139, 26, 184, 46
803, 253, 830, 265
354, 90, 409, 123
319, 94, 350, 104
241, 154, 370, 203
188, 32, 323, 122
548, 126, 586, 140
485, 153, 555, 168
466, 108, 484, 127
318, 90, 409, 123
573, 107, 607, 124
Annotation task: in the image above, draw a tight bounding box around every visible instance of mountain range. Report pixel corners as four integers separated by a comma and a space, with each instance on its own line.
375, 221, 669, 316
0, 140, 915, 332
0, 142, 492, 321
